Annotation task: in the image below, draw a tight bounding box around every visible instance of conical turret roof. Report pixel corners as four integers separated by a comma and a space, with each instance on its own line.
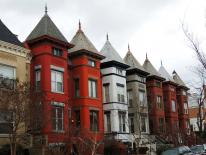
172, 70, 187, 87
100, 34, 125, 64
159, 63, 174, 82
0, 20, 23, 47
123, 46, 145, 72
143, 55, 161, 77
26, 10, 68, 43
69, 22, 99, 54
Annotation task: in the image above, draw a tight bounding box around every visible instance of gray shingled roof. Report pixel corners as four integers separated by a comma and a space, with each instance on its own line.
172, 70, 186, 87
159, 65, 175, 82
69, 26, 98, 53
123, 49, 145, 71
26, 13, 68, 43
143, 57, 161, 77
0, 20, 23, 47
100, 37, 125, 64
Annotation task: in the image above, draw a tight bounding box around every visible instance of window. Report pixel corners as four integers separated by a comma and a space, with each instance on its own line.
129, 116, 134, 133
103, 84, 110, 103
182, 90, 187, 96
75, 110, 81, 128
117, 84, 125, 103
88, 79, 97, 98
170, 87, 175, 92
157, 96, 162, 109
0, 111, 13, 134
127, 90, 133, 107
119, 112, 126, 132
139, 90, 145, 106
184, 102, 188, 114
51, 70, 63, 93
35, 70, 41, 91
159, 118, 164, 133
74, 79, 80, 97
88, 59, 96, 67
0, 64, 16, 89
156, 81, 161, 88
52, 47, 63, 57
171, 100, 176, 112
141, 116, 147, 133
116, 68, 123, 75
138, 76, 145, 83
52, 105, 64, 132
90, 111, 99, 131
104, 112, 111, 132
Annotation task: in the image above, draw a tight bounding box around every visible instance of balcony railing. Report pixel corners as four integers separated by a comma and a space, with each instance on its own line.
0, 76, 16, 90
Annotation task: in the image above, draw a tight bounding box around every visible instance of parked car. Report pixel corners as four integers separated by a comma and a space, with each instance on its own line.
161, 146, 194, 155
191, 145, 206, 155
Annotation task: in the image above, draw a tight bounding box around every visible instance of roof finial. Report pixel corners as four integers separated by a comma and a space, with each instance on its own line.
128, 44, 130, 52
106, 33, 109, 41
146, 53, 148, 60
79, 20, 81, 30
161, 60, 163, 66
45, 4, 48, 14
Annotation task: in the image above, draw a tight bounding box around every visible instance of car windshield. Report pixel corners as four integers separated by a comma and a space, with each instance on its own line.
191, 145, 204, 153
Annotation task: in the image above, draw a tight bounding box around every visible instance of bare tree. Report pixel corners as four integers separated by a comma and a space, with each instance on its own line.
182, 24, 206, 135
0, 81, 43, 155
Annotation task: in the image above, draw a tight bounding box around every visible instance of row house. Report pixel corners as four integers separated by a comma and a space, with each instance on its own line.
173, 71, 190, 133
159, 64, 179, 135
143, 56, 166, 135
100, 35, 130, 142
0, 20, 30, 146
25, 10, 73, 148
68, 22, 105, 153
123, 47, 150, 149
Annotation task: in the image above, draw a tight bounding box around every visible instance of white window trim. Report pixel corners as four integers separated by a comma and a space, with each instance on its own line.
50, 65, 64, 72
51, 101, 65, 107
35, 65, 42, 70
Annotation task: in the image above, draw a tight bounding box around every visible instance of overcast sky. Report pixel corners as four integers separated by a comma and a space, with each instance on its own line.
1, 0, 206, 87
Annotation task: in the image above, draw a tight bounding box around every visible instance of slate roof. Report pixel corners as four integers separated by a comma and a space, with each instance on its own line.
26, 13, 68, 43
123, 46, 145, 71
100, 35, 125, 64
0, 20, 23, 47
69, 23, 99, 54
172, 70, 187, 87
159, 64, 175, 82
143, 56, 161, 77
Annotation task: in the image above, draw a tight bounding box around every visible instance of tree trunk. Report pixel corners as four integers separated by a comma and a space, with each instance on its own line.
10, 142, 16, 155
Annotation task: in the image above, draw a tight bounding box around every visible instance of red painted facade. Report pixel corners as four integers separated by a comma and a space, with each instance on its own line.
146, 77, 166, 135
68, 53, 104, 149
26, 36, 72, 144
162, 82, 179, 134
176, 87, 189, 133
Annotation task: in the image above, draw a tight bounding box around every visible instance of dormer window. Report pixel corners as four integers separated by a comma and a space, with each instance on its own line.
116, 68, 123, 75
52, 47, 63, 57
88, 59, 96, 67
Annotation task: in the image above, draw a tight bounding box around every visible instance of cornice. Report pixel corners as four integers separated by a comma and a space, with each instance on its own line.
0, 40, 31, 61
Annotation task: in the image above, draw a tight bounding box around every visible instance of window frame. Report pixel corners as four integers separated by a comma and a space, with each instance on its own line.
74, 78, 80, 97
119, 111, 126, 132
103, 83, 110, 103
171, 100, 176, 112
88, 79, 98, 98
90, 110, 99, 132
52, 47, 63, 57
51, 104, 64, 132
51, 70, 64, 93
35, 69, 41, 91
88, 59, 96, 67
